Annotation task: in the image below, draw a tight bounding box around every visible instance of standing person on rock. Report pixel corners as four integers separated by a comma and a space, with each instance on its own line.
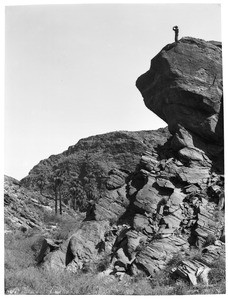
173, 25, 179, 42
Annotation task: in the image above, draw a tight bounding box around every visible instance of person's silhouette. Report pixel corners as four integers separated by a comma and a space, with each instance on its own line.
173, 26, 179, 42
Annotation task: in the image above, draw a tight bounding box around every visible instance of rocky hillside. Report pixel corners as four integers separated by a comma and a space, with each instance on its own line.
5, 37, 225, 294
21, 128, 171, 211
4, 175, 80, 233
4, 175, 50, 232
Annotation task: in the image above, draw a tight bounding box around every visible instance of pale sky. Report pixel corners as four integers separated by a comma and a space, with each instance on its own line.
5, 3, 222, 180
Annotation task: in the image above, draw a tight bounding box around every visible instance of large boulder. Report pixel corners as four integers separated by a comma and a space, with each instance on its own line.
136, 37, 223, 145
135, 236, 189, 275
91, 186, 130, 221
65, 220, 109, 272
36, 220, 110, 273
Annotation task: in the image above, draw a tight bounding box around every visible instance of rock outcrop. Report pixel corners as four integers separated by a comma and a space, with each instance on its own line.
89, 37, 224, 281
13, 37, 225, 287
136, 37, 223, 172
37, 220, 109, 273
36, 148, 224, 279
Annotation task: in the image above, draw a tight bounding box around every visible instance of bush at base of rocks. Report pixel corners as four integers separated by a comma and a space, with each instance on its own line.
208, 257, 226, 285
5, 231, 43, 271
43, 212, 83, 240
95, 255, 110, 273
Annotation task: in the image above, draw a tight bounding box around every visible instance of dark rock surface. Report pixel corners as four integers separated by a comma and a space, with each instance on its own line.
136, 37, 223, 144
136, 37, 223, 173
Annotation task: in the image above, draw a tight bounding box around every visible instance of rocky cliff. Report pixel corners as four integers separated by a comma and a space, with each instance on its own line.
7, 37, 225, 290
136, 37, 223, 172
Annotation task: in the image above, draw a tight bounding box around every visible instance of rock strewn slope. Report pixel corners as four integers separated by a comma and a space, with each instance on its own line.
4, 175, 50, 232
21, 128, 171, 209
4, 175, 79, 233
35, 141, 224, 280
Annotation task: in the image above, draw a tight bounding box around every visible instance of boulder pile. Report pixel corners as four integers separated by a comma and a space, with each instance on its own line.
36, 147, 224, 283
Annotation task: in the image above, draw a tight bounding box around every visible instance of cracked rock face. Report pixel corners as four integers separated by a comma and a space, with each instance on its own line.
136, 37, 223, 145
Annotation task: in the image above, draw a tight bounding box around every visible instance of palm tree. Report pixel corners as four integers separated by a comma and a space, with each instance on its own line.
49, 166, 64, 215
69, 178, 87, 212
36, 174, 45, 195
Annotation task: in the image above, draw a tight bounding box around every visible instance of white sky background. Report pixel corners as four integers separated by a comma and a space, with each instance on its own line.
4, 3, 222, 180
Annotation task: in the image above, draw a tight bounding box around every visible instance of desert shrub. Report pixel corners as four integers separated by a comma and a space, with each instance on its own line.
131, 271, 147, 283
171, 280, 190, 295
153, 253, 185, 286
42, 210, 61, 224
208, 257, 226, 285
166, 252, 184, 267
5, 231, 41, 271
52, 216, 81, 240
109, 217, 118, 227
144, 253, 193, 295
203, 234, 216, 247
81, 262, 93, 274
42, 211, 82, 240
95, 254, 110, 272
213, 209, 224, 222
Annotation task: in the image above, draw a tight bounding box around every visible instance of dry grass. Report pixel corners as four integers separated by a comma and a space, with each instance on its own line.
43, 211, 83, 240
5, 229, 226, 295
